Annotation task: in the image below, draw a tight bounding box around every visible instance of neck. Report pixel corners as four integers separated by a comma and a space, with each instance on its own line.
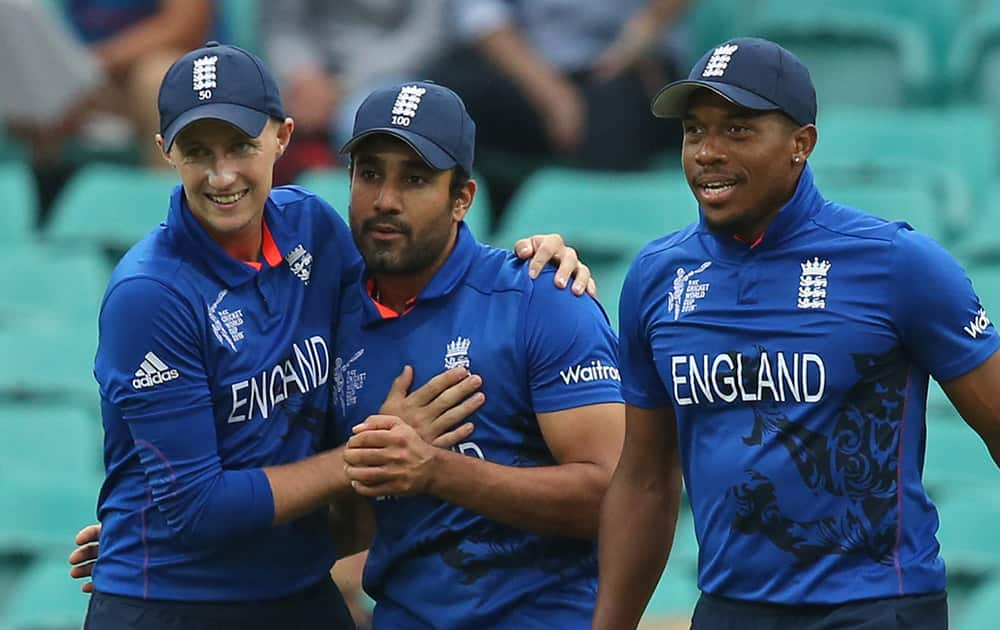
372, 227, 459, 313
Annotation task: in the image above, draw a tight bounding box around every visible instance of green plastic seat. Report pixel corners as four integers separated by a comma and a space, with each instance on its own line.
0, 162, 37, 243
934, 493, 1000, 577
297, 167, 494, 243
957, 577, 1000, 630
494, 168, 697, 265
955, 190, 1000, 265
0, 477, 97, 556
588, 258, 633, 333
5, 554, 89, 630
44, 164, 177, 252
968, 266, 1000, 313
923, 416, 998, 502
221, 0, 261, 54
0, 241, 107, 334
949, 5, 1000, 110
0, 403, 102, 484
0, 327, 98, 406
747, 1, 933, 107
822, 184, 946, 243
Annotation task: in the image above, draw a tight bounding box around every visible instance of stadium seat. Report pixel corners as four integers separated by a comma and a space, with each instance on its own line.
746, 2, 933, 107
968, 266, 1000, 313
0, 477, 96, 556
297, 168, 494, 242
955, 191, 1000, 265
0, 327, 97, 406
935, 493, 1000, 577
645, 510, 701, 618
821, 184, 946, 244
0, 403, 103, 484
0, 161, 37, 243
0, 241, 108, 335
4, 554, 88, 630
589, 258, 632, 332
949, 6, 1000, 111
44, 164, 177, 253
494, 168, 696, 264
221, 0, 261, 54
957, 577, 1000, 630
923, 416, 998, 502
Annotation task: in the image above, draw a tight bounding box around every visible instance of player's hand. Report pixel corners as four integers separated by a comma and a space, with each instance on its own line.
514, 234, 597, 297
68, 523, 101, 593
344, 415, 437, 496
378, 365, 483, 448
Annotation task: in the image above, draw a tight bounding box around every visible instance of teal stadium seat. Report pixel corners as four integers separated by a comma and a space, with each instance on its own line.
0, 241, 108, 335
494, 168, 697, 264
957, 577, 1000, 630
822, 184, 945, 244
968, 266, 1000, 315
221, 0, 260, 54
0, 403, 102, 485
949, 5, 1000, 112
4, 554, 88, 630
811, 107, 996, 239
0, 162, 37, 243
955, 187, 1000, 265
747, 0, 934, 107
0, 327, 97, 405
924, 415, 998, 504
0, 477, 96, 557
44, 164, 177, 254
296, 168, 494, 244
934, 493, 1000, 577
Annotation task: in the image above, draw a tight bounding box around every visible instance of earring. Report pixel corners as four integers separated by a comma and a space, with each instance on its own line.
793, 156, 801, 163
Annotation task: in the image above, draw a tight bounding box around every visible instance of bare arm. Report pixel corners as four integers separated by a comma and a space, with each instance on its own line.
346, 402, 624, 539
92, 0, 213, 77
940, 348, 1000, 467
592, 404, 683, 630
593, 0, 692, 80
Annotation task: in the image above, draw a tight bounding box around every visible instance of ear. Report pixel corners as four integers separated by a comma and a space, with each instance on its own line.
276, 117, 295, 157
155, 134, 174, 167
791, 123, 818, 165
452, 177, 477, 223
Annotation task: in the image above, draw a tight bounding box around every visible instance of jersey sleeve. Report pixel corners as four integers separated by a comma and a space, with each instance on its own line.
890, 227, 1000, 382
95, 277, 275, 545
523, 270, 623, 413
618, 255, 673, 408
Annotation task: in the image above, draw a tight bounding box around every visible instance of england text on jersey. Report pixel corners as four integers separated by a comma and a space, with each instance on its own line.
670, 351, 826, 406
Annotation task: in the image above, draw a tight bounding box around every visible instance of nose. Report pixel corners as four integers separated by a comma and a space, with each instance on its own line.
207, 157, 239, 190
373, 179, 402, 214
694, 134, 727, 167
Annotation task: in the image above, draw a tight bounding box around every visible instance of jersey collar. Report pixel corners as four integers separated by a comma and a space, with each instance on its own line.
358, 221, 476, 326
698, 164, 825, 260
167, 185, 295, 287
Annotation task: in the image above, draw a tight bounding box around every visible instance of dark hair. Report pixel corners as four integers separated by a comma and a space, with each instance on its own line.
449, 167, 470, 200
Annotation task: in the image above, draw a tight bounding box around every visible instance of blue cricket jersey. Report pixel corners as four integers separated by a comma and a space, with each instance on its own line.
333, 223, 622, 628
619, 166, 1000, 604
93, 185, 360, 601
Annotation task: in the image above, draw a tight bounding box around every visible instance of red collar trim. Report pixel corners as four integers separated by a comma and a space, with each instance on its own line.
243, 220, 282, 270
366, 277, 416, 319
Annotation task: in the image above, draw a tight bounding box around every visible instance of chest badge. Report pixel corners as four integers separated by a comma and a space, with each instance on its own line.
667, 261, 712, 320
207, 289, 246, 351
798, 257, 831, 309
334, 349, 367, 414
444, 336, 472, 370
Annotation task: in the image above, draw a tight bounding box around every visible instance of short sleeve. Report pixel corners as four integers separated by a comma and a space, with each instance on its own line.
96, 277, 211, 417
451, 0, 514, 42
618, 256, 672, 408
524, 271, 623, 413
890, 228, 1000, 382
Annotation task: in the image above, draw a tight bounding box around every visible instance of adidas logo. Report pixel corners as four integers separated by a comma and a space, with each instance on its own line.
132, 352, 180, 389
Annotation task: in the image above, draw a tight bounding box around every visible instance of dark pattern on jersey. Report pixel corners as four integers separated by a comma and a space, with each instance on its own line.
727, 346, 908, 565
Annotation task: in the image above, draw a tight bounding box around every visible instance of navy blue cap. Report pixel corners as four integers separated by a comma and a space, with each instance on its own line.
341, 81, 475, 174
651, 37, 816, 126
158, 41, 285, 150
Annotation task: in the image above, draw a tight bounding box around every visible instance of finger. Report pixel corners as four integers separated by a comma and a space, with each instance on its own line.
514, 238, 534, 259
553, 246, 580, 291
68, 544, 99, 565
69, 560, 96, 579
343, 447, 393, 467
344, 465, 396, 487
585, 277, 597, 298
569, 260, 592, 296
407, 367, 469, 407
428, 392, 486, 437
528, 235, 559, 279
431, 422, 475, 449
381, 366, 413, 408
350, 481, 393, 498
425, 373, 483, 418
74, 523, 101, 546
83, 581, 94, 594
351, 414, 402, 435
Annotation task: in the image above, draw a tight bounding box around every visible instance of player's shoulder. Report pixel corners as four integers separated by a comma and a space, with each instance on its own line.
626, 222, 703, 278
108, 225, 184, 291
811, 200, 910, 243
463, 242, 535, 295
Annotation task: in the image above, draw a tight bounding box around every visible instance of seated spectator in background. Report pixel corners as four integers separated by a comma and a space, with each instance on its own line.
431, 0, 693, 222
2, 0, 214, 169
260, 0, 452, 185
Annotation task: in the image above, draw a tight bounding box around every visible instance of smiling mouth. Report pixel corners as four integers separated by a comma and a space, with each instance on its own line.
206, 190, 248, 205
697, 180, 738, 202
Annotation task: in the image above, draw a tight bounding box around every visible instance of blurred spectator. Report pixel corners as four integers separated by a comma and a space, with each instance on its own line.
260, 0, 452, 184
3, 0, 215, 168
431, 0, 693, 221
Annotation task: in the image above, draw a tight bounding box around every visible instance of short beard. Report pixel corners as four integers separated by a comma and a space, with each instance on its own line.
350, 204, 455, 275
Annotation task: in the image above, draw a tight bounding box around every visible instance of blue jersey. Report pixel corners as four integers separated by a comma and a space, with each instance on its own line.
333, 223, 622, 629
93, 185, 360, 601
619, 166, 1000, 605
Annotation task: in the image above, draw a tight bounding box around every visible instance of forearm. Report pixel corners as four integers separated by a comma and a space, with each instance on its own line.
427, 449, 609, 539
92, 3, 211, 76
327, 493, 375, 559
592, 463, 682, 630
477, 27, 567, 109
264, 446, 354, 526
